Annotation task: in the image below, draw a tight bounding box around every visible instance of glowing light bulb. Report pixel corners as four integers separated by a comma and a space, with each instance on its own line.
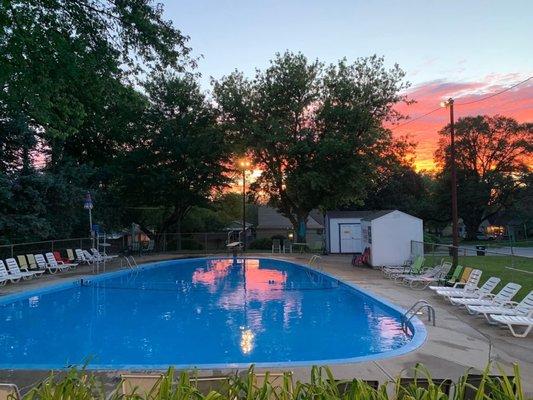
240, 329, 254, 354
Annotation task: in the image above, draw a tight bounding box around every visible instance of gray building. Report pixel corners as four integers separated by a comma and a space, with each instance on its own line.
256, 206, 325, 249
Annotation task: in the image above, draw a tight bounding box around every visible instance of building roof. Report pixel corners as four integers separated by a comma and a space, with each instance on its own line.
224, 221, 254, 231
363, 210, 396, 221
257, 206, 324, 229
326, 210, 378, 219
326, 209, 420, 222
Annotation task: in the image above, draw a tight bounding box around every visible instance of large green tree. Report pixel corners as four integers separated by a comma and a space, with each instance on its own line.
116, 72, 232, 235
213, 52, 410, 242
0, 0, 194, 242
434, 115, 532, 239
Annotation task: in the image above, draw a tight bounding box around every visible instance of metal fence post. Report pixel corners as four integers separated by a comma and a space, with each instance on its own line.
51, 240, 54, 252
204, 233, 208, 255
10, 244, 14, 258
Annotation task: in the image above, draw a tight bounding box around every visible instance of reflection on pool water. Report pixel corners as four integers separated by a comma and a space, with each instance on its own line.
0, 258, 425, 369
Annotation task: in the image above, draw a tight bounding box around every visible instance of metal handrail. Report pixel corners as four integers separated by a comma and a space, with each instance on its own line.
128, 255, 138, 267
402, 300, 436, 330
121, 255, 138, 269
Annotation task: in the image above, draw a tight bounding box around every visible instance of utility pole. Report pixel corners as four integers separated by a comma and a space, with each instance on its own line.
242, 167, 246, 252
238, 159, 251, 252
448, 99, 459, 266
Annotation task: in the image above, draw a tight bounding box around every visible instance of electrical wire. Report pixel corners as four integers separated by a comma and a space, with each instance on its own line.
389, 106, 443, 131
389, 75, 532, 131
455, 76, 532, 106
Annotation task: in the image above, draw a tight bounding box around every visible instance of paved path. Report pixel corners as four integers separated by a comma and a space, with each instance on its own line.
0, 253, 531, 395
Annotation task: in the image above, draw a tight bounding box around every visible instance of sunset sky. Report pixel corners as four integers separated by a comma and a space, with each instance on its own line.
163, 0, 532, 170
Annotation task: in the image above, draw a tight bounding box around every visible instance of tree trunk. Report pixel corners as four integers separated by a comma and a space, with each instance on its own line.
464, 219, 481, 240
293, 213, 308, 243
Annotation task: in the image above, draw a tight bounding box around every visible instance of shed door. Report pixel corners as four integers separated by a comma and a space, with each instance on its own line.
339, 223, 362, 253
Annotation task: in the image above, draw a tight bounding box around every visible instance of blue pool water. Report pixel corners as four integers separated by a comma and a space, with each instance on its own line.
0, 258, 425, 369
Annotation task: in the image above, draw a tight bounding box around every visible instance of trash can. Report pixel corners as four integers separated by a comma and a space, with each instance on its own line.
476, 245, 486, 256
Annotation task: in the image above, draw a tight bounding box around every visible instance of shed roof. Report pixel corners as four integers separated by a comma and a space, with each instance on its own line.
326, 210, 377, 219
363, 210, 395, 221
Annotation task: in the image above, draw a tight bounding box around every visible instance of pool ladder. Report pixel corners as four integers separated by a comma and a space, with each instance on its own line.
309, 255, 324, 271
402, 300, 436, 331
122, 255, 138, 269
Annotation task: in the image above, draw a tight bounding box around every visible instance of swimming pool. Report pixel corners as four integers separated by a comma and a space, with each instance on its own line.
0, 258, 425, 369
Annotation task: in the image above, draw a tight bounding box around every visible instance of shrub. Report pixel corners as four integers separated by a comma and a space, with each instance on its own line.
248, 238, 273, 250
19, 363, 525, 400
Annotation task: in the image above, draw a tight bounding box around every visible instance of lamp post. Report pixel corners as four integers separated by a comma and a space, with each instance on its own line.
83, 191, 94, 247
441, 98, 459, 267
238, 159, 251, 252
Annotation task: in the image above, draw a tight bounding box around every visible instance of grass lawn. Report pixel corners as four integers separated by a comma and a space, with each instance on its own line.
424, 254, 533, 301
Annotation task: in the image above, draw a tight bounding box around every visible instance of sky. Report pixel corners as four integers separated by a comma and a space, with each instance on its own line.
162, 0, 533, 170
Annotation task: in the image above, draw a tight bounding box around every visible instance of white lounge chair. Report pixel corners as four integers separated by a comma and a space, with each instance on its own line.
490, 311, 533, 338
5, 258, 43, 279
450, 283, 522, 313
0, 261, 17, 284
466, 290, 533, 324
402, 262, 453, 290
75, 249, 92, 264
83, 250, 98, 263
429, 268, 482, 292
90, 248, 118, 261
383, 256, 425, 278
45, 253, 71, 272
34, 254, 62, 274
437, 276, 500, 301
393, 264, 440, 283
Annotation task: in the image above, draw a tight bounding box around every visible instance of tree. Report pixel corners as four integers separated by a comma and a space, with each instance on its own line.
0, 0, 193, 242
213, 52, 410, 242
116, 72, 232, 235
434, 115, 532, 239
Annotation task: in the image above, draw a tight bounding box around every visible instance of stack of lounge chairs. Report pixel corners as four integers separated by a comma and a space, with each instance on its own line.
381, 256, 532, 338
428, 269, 533, 338
0, 247, 117, 286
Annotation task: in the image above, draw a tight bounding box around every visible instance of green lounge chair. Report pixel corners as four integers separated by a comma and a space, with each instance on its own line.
438, 264, 463, 286
387, 256, 425, 279
25, 254, 39, 270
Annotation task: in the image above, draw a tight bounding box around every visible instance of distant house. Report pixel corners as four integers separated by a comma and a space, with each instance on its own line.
256, 206, 324, 248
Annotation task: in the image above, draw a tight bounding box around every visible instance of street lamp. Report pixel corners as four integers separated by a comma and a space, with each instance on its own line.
238, 159, 251, 251
441, 98, 459, 267
83, 191, 94, 247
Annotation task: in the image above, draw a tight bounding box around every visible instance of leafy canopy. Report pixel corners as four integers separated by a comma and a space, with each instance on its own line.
213, 52, 411, 241
434, 115, 532, 239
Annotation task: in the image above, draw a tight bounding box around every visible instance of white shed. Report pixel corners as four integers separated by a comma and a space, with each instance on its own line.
325, 211, 377, 254
361, 210, 423, 267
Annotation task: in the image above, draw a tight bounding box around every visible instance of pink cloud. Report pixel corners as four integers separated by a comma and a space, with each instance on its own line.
391, 74, 533, 170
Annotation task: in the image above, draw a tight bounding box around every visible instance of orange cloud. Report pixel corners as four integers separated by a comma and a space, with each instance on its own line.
392, 74, 533, 170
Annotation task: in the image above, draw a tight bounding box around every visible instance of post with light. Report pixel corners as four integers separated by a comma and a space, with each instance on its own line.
83, 191, 94, 248
441, 98, 459, 267
238, 159, 251, 252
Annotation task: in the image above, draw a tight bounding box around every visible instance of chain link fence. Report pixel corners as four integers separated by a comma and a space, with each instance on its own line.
412, 240, 533, 300
0, 232, 261, 261
0, 238, 94, 260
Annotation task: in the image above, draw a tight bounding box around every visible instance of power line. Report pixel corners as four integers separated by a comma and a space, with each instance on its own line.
389, 106, 443, 131
389, 75, 532, 131
455, 76, 532, 106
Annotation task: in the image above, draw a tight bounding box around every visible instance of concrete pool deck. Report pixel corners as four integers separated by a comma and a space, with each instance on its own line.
0, 252, 531, 395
